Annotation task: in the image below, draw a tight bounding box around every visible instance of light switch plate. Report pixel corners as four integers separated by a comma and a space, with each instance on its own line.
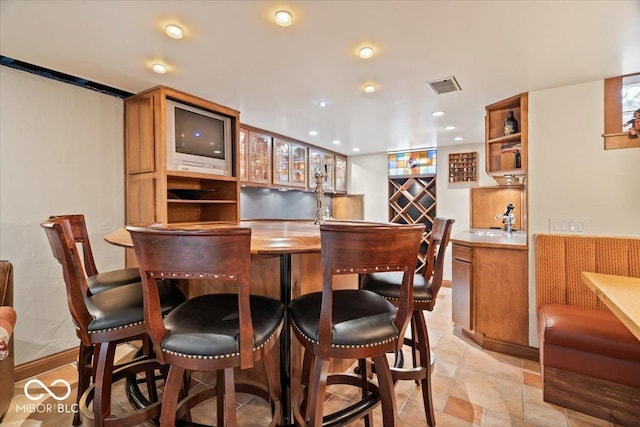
549, 217, 588, 234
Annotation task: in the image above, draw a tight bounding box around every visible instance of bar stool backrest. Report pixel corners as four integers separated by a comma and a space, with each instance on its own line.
318, 222, 425, 357
127, 226, 255, 369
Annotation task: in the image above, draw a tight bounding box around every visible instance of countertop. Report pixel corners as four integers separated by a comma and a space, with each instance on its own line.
451, 228, 527, 249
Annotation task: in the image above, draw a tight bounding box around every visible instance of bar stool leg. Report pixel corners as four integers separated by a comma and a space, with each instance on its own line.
307, 357, 330, 427
414, 310, 436, 426
372, 353, 397, 427
93, 342, 117, 427
74, 344, 92, 426
161, 365, 185, 427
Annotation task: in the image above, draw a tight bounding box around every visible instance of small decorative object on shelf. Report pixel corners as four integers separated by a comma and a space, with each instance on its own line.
625, 108, 640, 139
504, 111, 519, 136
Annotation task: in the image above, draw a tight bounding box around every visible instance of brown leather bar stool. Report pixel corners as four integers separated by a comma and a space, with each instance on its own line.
288, 222, 424, 426
128, 225, 285, 427
41, 218, 186, 427
49, 213, 142, 425
361, 217, 455, 426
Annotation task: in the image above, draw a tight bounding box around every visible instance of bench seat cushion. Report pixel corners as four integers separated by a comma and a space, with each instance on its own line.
538, 304, 640, 388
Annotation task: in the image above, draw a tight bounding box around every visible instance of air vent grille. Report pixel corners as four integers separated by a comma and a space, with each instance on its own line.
426, 76, 462, 95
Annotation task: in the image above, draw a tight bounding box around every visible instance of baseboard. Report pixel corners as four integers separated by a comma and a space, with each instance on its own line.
461, 329, 539, 361
441, 279, 452, 288
15, 347, 77, 381
544, 366, 640, 426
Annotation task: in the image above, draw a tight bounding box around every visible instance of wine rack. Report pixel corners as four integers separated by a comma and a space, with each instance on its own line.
388, 176, 436, 273
448, 152, 477, 183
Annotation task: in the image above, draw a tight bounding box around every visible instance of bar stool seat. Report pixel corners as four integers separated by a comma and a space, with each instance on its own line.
363, 271, 434, 303
86, 280, 184, 332
162, 293, 284, 357
289, 289, 397, 347
87, 267, 141, 296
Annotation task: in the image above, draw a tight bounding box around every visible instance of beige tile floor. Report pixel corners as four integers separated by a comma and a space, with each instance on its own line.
2, 288, 617, 426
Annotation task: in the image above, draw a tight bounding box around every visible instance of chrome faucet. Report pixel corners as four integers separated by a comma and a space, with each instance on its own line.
496, 203, 515, 233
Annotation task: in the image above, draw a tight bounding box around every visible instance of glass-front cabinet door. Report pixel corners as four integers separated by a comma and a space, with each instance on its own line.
238, 127, 248, 182
334, 154, 347, 193
247, 131, 271, 184
308, 148, 334, 191
273, 138, 306, 188
290, 143, 307, 187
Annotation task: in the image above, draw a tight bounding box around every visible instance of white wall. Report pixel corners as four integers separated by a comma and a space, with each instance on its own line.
0, 67, 126, 364
527, 80, 640, 345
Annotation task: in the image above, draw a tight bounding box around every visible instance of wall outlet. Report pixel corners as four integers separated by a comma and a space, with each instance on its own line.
549, 217, 587, 234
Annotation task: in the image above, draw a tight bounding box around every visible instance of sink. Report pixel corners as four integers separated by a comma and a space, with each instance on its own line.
468, 229, 505, 236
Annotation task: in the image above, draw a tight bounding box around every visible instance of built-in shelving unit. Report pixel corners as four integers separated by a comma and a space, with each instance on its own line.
485, 93, 528, 178
124, 86, 241, 229
448, 152, 477, 183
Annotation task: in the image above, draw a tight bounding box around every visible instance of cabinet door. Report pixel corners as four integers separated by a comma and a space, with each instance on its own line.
248, 131, 271, 184
334, 155, 347, 193
308, 148, 322, 189
239, 128, 248, 182
273, 138, 290, 186
290, 143, 307, 187
452, 257, 473, 331
323, 153, 335, 191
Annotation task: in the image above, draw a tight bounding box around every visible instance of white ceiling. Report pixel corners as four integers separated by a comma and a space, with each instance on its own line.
2, 0, 639, 155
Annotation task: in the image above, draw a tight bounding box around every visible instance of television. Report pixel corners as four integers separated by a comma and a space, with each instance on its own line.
166, 100, 232, 176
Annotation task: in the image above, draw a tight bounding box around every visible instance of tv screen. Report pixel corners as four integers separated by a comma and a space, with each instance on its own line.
174, 107, 225, 160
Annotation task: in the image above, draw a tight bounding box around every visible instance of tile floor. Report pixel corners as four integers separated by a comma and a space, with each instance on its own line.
2, 288, 618, 426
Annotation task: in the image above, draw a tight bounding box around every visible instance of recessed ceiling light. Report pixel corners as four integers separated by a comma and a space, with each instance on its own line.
275, 10, 293, 26
445, 125, 456, 130
318, 100, 328, 108
353, 147, 360, 152
309, 130, 318, 136
363, 84, 376, 93
432, 111, 445, 117
359, 47, 374, 59
165, 24, 184, 39
454, 137, 464, 141
332, 140, 341, 145
151, 63, 167, 74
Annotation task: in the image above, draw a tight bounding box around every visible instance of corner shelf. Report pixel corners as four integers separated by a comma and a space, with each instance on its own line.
449, 152, 477, 183
485, 93, 528, 176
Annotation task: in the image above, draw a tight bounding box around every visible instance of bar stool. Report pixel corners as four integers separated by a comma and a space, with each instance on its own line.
128, 225, 285, 427
49, 214, 143, 425
288, 222, 424, 426
360, 217, 455, 426
41, 218, 186, 427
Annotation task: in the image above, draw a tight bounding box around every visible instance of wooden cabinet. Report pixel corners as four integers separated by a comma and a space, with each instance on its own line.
238, 127, 248, 182
452, 242, 530, 355
246, 130, 272, 185
334, 155, 347, 193
273, 138, 307, 188
309, 148, 335, 192
485, 93, 528, 177
124, 86, 240, 230
448, 152, 477, 183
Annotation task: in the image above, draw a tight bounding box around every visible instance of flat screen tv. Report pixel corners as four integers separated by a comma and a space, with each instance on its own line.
166, 100, 232, 176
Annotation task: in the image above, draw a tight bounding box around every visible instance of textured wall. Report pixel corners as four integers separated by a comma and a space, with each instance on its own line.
0, 67, 126, 364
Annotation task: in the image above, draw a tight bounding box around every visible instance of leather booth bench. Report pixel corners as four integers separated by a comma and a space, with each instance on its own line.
0, 261, 15, 422
536, 234, 640, 426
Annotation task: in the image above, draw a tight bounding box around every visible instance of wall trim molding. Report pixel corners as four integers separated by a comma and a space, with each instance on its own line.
15, 347, 77, 381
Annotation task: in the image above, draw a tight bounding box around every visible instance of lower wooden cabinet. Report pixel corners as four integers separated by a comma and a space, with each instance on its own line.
452, 242, 529, 352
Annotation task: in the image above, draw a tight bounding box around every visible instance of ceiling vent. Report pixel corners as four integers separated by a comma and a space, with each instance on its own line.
426, 76, 462, 95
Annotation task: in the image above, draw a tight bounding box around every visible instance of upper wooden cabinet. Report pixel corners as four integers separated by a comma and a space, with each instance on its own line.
273, 137, 307, 188
485, 93, 528, 178
334, 155, 347, 193
309, 148, 335, 192
124, 86, 240, 228
246, 130, 272, 185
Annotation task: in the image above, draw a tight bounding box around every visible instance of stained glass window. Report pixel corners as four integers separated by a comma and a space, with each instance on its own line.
388, 149, 437, 177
